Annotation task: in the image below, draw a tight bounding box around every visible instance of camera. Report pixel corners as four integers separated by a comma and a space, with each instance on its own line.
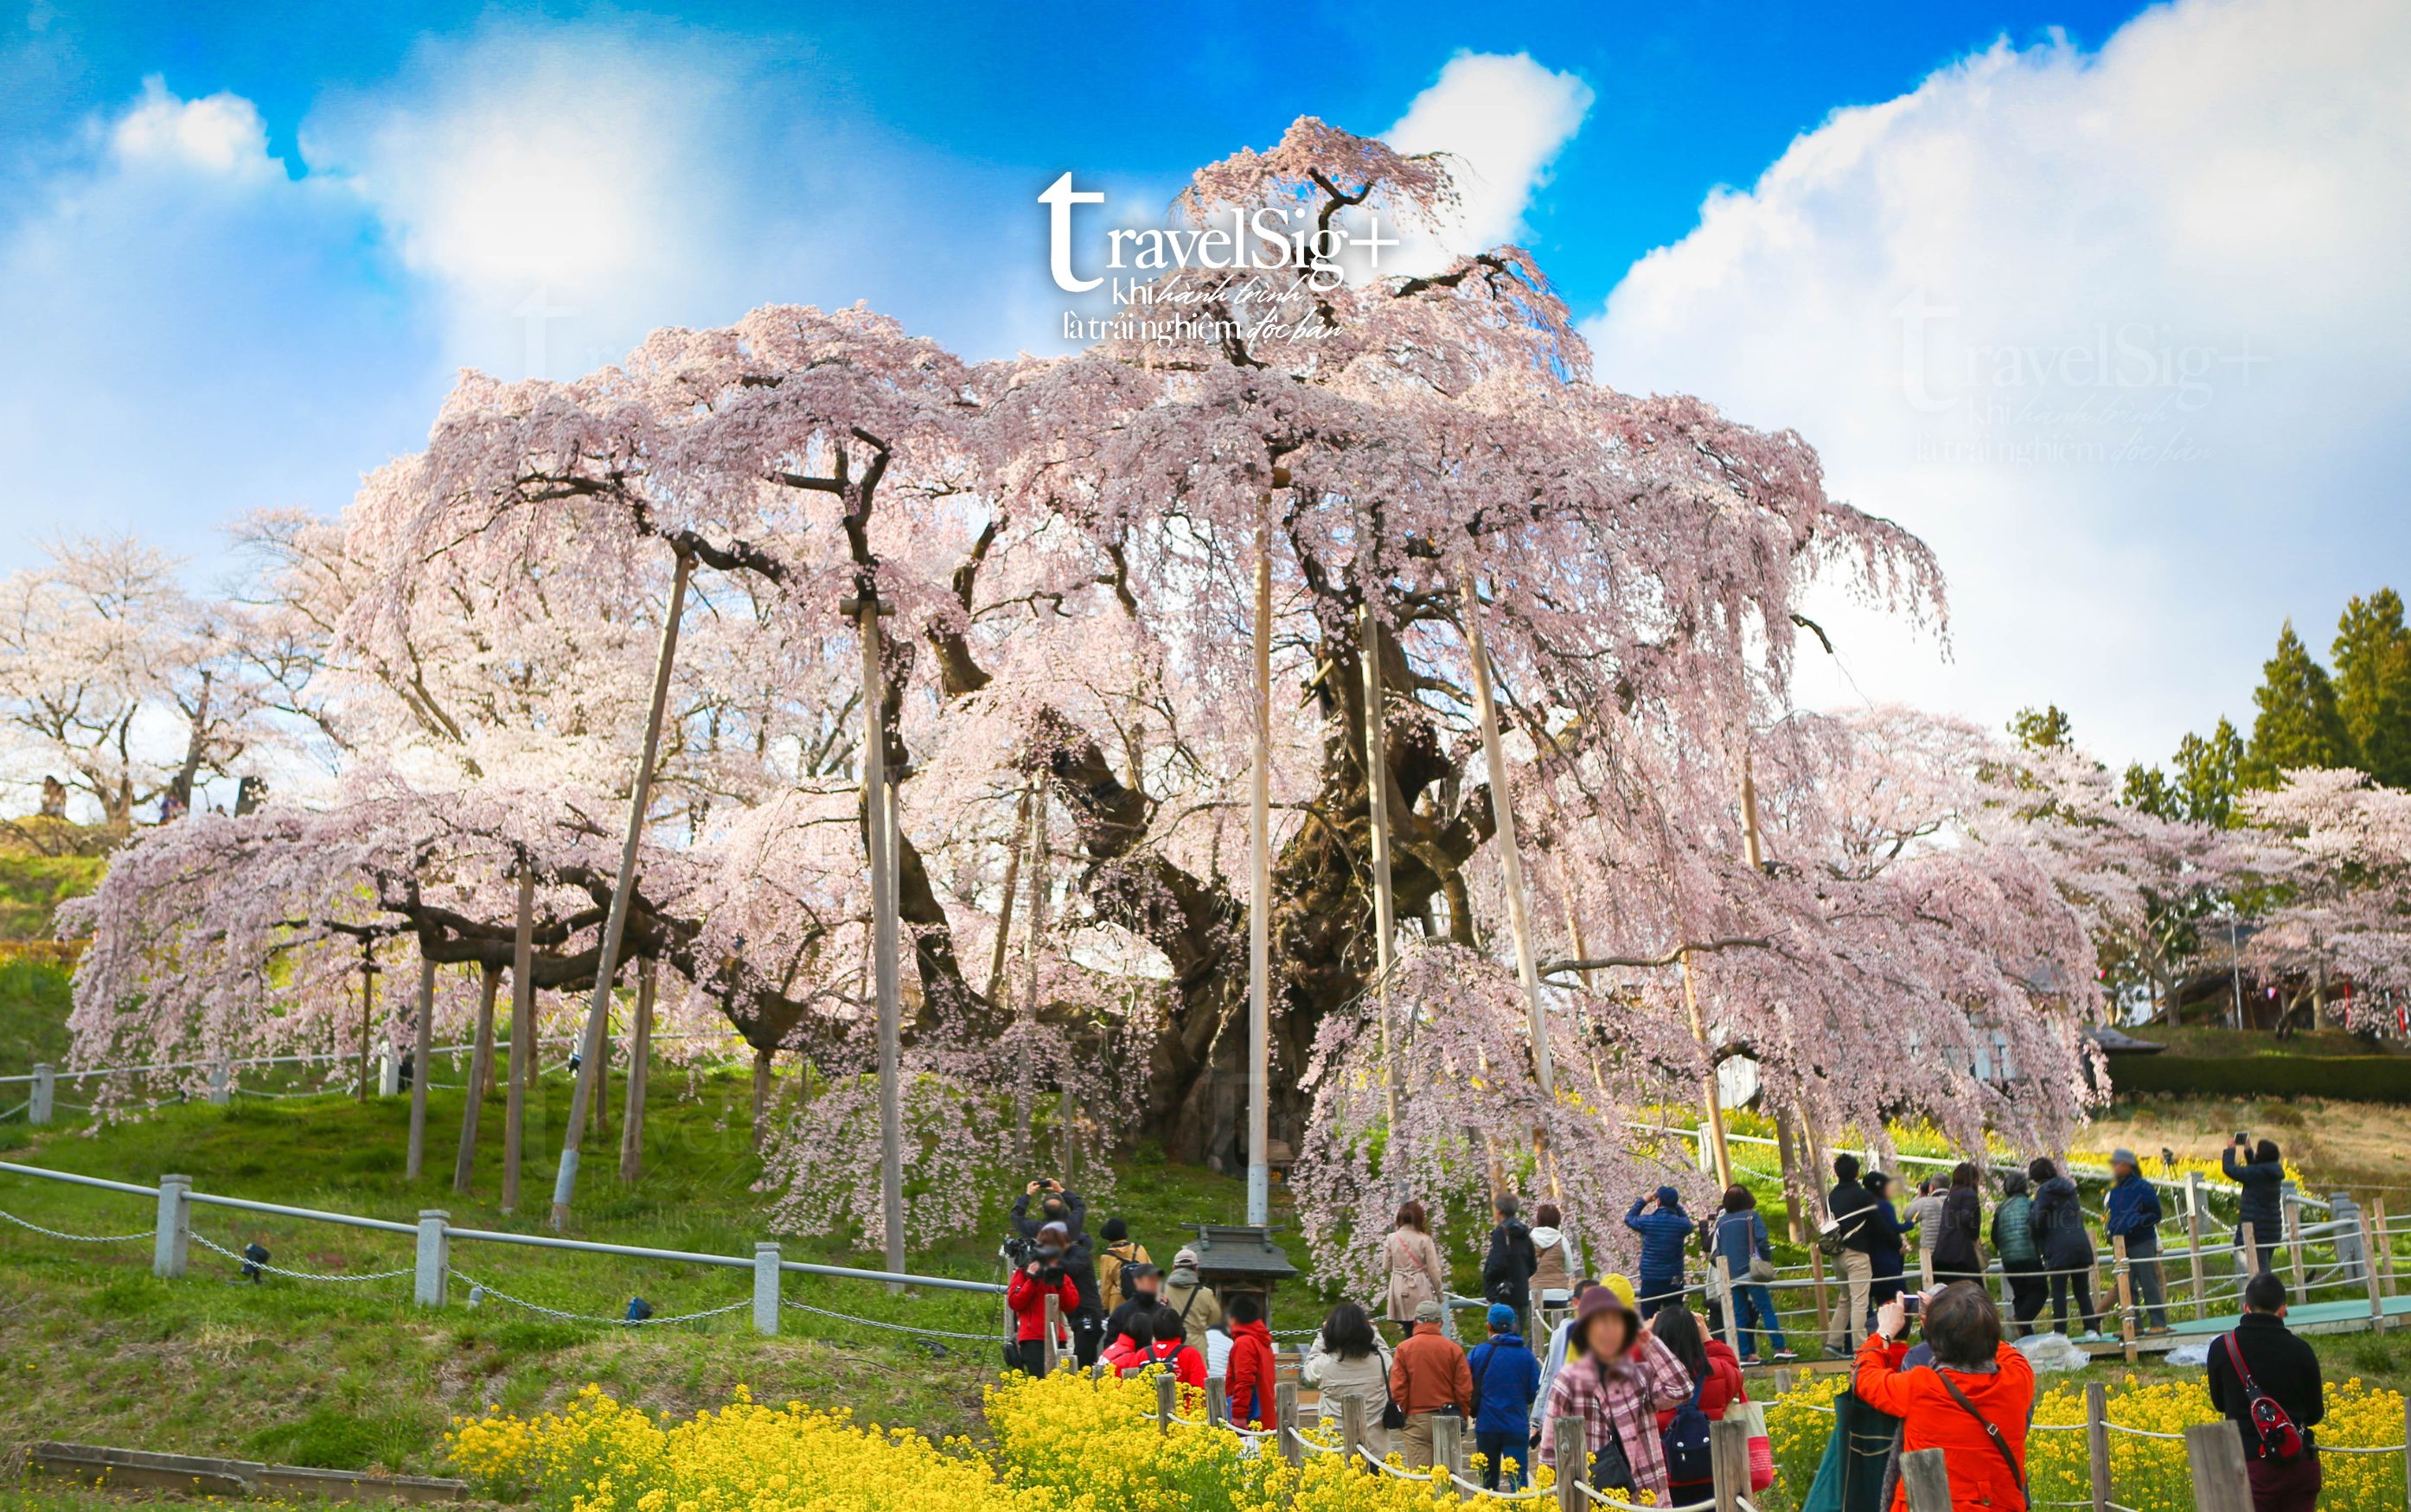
1901, 1292, 1922, 1317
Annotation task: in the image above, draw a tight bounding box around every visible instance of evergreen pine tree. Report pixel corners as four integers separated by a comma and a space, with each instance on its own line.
2332, 588, 2411, 787
2241, 621, 2354, 788
2172, 718, 2245, 826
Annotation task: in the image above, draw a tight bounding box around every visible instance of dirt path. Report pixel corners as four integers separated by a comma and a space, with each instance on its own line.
2090, 1094, 2411, 1193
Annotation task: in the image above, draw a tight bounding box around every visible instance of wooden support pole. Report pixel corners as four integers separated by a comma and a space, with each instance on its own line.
2086, 1379, 2113, 1512
2186, 1171, 2210, 1321
2363, 1209, 2389, 1330
552, 549, 690, 1229
1041, 1292, 1062, 1376
1157, 1372, 1177, 1435
502, 866, 534, 1214
1359, 597, 1404, 1156
2283, 1188, 2308, 1305
452, 966, 498, 1195
988, 783, 1033, 1002
1809, 1238, 1831, 1350
1206, 1375, 1228, 1427
2112, 1235, 2138, 1363
2241, 1221, 2260, 1281
1431, 1412, 1463, 1490
1901, 1447, 1953, 1512
855, 592, 908, 1277
1461, 573, 1562, 1195
2374, 1197, 2396, 1292
2184, 1421, 2252, 1512
1246, 514, 1272, 1228
1276, 1381, 1302, 1467
589, 1005, 611, 1145
406, 956, 436, 1179
1678, 953, 1736, 1193
1021, 788, 1051, 1167
1340, 1394, 1367, 1464
618, 957, 654, 1182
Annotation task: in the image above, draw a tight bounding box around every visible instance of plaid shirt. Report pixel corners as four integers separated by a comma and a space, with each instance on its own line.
1537, 1334, 1694, 1496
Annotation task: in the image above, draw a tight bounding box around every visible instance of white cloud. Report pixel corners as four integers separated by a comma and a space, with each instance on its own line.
1381, 52, 1593, 270
109, 77, 281, 181
300, 26, 774, 380
1584, 0, 2411, 767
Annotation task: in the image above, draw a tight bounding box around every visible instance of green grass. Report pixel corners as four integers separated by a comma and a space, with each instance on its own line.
0, 844, 104, 944
0, 1042, 1261, 1504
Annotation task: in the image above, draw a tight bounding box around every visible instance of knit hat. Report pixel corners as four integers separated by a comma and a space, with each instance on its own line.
1487, 1303, 1518, 1332
2111, 1148, 2139, 1171
1655, 1184, 1682, 1207
1570, 1284, 1639, 1358
1173, 1247, 1199, 1268
1415, 1298, 1445, 1324
1596, 1273, 1636, 1308
1102, 1216, 1129, 1242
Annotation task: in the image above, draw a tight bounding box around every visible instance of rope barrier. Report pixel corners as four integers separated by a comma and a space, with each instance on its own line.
777, 1298, 997, 1342
1442, 1468, 1553, 1500
1357, 1448, 1436, 1481
450, 1267, 750, 1327
2100, 1422, 2185, 1441
192, 1230, 412, 1284
0, 1208, 153, 1244
1572, 1481, 1716, 1510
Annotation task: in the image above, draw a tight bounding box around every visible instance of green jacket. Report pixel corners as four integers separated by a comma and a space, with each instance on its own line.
1992, 1193, 2039, 1265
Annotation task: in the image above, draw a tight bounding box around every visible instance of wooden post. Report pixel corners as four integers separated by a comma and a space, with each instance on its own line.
2085, 1380, 2113, 1512
1919, 1248, 1936, 1294
618, 959, 654, 1182
1552, 1419, 1586, 1512
1461, 574, 1564, 1181
1431, 1412, 1463, 1489
406, 956, 436, 1179
2183, 1420, 2252, 1512
2186, 1171, 2209, 1321
2240, 1220, 2260, 1286
453, 966, 499, 1194
2283, 1188, 2308, 1304
850, 591, 909, 1277
1340, 1394, 1367, 1464
1900, 1447, 1953, 1512
1276, 1381, 1302, 1467
1019, 788, 1050, 1165
1359, 597, 1404, 1154
589, 1008, 611, 1146
552, 548, 689, 1229
1041, 1292, 1062, 1376
2112, 1235, 2139, 1362
988, 784, 1033, 1001
1809, 1238, 1831, 1350
1206, 1376, 1228, 1427
1156, 1372, 1177, 1434
502, 865, 534, 1214
1245, 512, 1272, 1228
2374, 1197, 2396, 1297
1715, 1260, 1743, 1359
2400, 1395, 2411, 1512
2362, 1209, 2389, 1330
1711, 1417, 1750, 1512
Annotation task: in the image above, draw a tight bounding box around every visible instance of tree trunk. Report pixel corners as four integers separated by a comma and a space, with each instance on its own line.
751, 1045, 774, 1149
502, 868, 534, 1213
618, 960, 655, 1182
453, 965, 500, 1195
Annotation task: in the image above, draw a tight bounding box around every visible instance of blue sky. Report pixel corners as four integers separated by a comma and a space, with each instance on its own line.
4, 0, 2408, 768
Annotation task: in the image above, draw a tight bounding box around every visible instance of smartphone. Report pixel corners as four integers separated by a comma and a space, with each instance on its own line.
2235, 1131, 2249, 1144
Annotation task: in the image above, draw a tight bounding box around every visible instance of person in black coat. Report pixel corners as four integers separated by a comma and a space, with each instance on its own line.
2207, 1271, 2325, 1511
1482, 1194, 1539, 1317
2223, 1135, 2286, 1274
1863, 1171, 1910, 1311
1932, 1161, 1986, 1286
1822, 1153, 1881, 1354
2028, 1157, 2103, 1340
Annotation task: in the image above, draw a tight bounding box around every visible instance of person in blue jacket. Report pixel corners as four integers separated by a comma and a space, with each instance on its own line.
2104, 1148, 2171, 1333
1625, 1186, 1693, 1320
1466, 1302, 1543, 1490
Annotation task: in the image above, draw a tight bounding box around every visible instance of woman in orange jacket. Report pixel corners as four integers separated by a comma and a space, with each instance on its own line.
1854, 1283, 2036, 1512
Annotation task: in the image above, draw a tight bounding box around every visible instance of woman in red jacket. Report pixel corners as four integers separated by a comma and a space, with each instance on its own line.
1855, 1283, 2035, 1512
1653, 1307, 1748, 1506
1222, 1293, 1280, 1430
1006, 1230, 1081, 1376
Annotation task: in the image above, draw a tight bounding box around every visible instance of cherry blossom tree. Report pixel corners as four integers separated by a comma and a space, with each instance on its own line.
2242, 768, 2411, 1032
65, 118, 2121, 1260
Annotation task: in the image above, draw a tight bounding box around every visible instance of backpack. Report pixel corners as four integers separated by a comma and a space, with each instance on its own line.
2222, 1333, 2305, 1460
1661, 1372, 1714, 1488
1106, 1243, 1142, 1305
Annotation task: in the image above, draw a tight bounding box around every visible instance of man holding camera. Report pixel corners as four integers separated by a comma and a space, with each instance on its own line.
1012, 1179, 1106, 1366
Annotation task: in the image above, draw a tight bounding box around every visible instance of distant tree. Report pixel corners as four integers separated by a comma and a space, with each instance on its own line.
2242, 622, 2354, 788
2010, 704, 2075, 750
2333, 589, 2411, 788
2123, 762, 2178, 818
2172, 718, 2246, 827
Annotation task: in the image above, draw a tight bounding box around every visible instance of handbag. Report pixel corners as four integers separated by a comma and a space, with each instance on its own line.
1380, 1340, 1405, 1431
1734, 1400, 1775, 1491
1749, 1255, 1778, 1285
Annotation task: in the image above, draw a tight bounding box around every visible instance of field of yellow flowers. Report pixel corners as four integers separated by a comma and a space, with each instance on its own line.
451, 1367, 2409, 1512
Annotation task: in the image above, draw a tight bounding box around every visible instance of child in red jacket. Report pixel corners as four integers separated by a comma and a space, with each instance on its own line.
1007, 1237, 1080, 1376
1222, 1293, 1279, 1430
